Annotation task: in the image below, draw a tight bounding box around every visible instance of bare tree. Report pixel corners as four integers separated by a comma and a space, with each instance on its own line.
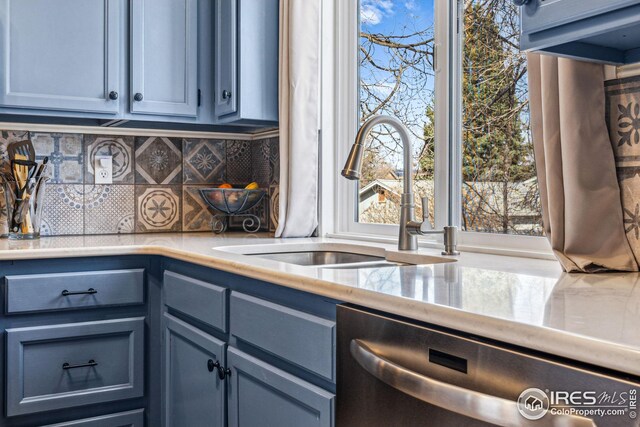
358, 1, 542, 235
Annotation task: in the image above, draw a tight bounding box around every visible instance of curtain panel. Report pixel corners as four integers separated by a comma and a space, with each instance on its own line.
275, 0, 321, 238
528, 53, 638, 272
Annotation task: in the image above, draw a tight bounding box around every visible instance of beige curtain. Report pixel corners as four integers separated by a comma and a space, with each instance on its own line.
275, 0, 321, 237
528, 53, 638, 272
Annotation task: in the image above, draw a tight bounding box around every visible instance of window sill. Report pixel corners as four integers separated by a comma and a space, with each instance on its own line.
325, 231, 555, 261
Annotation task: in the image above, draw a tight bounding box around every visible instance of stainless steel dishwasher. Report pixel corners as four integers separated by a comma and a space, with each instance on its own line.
337, 305, 640, 427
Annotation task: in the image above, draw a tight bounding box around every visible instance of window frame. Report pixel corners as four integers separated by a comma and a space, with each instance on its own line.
320, 0, 553, 258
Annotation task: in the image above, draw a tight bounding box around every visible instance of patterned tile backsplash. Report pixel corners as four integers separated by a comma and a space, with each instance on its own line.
0, 131, 279, 236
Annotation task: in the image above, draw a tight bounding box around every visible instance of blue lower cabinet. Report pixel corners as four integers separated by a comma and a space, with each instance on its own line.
41, 409, 145, 427
163, 270, 228, 332
5, 269, 145, 314
163, 313, 226, 427
6, 318, 145, 416
230, 292, 336, 382
227, 347, 335, 427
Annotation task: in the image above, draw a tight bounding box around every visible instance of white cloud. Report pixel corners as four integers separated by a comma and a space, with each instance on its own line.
404, 1, 417, 10
361, 0, 394, 25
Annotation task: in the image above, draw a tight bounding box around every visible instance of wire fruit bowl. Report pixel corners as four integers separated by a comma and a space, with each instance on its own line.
199, 188, 266, 233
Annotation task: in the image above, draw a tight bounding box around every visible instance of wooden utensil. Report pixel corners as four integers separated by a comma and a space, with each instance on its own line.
7, 140, 35, 162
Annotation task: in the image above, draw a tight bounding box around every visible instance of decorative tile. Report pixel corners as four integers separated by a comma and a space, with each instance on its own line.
31, 132, 83, 183
136, 185, 182, 232
135, 137, 182, 185
252, 139, 271, 187
0, 127, 281, 236
41, 185, 84, 236
183, 139, 225, 184
0, 189, 7, 237
269, 185, 280, 232
85, 135, 134, 184
182, 185, 215, 232
84, 185, 135, 234
268, 137, 280, 186
0, 130, 29, 175
226, 140, 252, 184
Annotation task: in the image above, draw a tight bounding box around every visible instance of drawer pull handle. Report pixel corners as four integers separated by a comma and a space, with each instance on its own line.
61, 288, 97, 297
207, 359, 231, 380
62, 359, 98, 370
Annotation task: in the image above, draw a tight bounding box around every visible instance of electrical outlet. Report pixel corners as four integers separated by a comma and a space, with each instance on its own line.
94, 155, 113, 184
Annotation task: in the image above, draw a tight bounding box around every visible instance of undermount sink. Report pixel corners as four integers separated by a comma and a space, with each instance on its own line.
216, 242, 457, 269
248, 251, 406, 269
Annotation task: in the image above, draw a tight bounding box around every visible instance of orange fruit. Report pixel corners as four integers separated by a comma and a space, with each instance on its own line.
218, 183, 232, 189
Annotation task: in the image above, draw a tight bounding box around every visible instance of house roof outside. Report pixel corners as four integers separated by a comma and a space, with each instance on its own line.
358, 178, 542, 235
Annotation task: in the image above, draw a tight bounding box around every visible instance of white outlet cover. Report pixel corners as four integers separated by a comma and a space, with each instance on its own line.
94, 155, 113, 184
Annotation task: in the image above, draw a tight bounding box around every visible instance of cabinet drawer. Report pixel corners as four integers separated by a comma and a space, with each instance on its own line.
164, 270, 228, 332
230, 292, 336, 382
41, 409, 144, 427
5, 269, 144, 314
227, 347, 334, 427
6, 318, 145, 416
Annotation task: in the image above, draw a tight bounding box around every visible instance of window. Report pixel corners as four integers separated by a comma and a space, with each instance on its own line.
328, 0, 550, 253
357, 1, 436, 228
461, 0, 542, 236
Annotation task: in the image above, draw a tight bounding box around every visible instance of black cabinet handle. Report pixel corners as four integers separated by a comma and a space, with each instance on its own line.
109, 91, 119, 100
207, 359, 231, 380
134, 93, 144, 102
61, 288, 97, 296
222, 90, 232, 100
63, 359, 98, 370
512, 0, 530, 5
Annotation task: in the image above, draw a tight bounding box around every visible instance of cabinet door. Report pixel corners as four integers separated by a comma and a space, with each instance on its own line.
521, 0, 638, 35
163, 313, 225, 427
214, 0, 238, 118
0, 0, 121, 114
130, 0, 198, 117
227, 347, 335, 427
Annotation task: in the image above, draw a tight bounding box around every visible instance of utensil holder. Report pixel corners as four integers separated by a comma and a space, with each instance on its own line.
1, 176, 49, 240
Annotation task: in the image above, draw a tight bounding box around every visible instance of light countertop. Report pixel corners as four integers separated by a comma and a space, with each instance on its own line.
0, 233, 638, 378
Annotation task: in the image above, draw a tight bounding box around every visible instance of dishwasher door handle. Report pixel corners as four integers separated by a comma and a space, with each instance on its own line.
350, 339, 596, 427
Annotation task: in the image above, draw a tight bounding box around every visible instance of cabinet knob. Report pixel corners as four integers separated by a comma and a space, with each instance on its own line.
512, 0, 531, 5
207, 359, 231, 380
134, 93, 144, 102
222, 90, 232, 100
108, 91, 118, 100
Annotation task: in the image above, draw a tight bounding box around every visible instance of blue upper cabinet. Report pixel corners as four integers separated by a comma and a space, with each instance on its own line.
214, 0, 279, 126
0, 0, 278, 128
214, 0, 238, 119
0, 0, 121, 114
130, 0, 199, 117
519, 0, 640, 64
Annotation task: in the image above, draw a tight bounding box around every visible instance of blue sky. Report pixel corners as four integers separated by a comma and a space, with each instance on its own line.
359, 0, 436, 167
361, 0, 434, 32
